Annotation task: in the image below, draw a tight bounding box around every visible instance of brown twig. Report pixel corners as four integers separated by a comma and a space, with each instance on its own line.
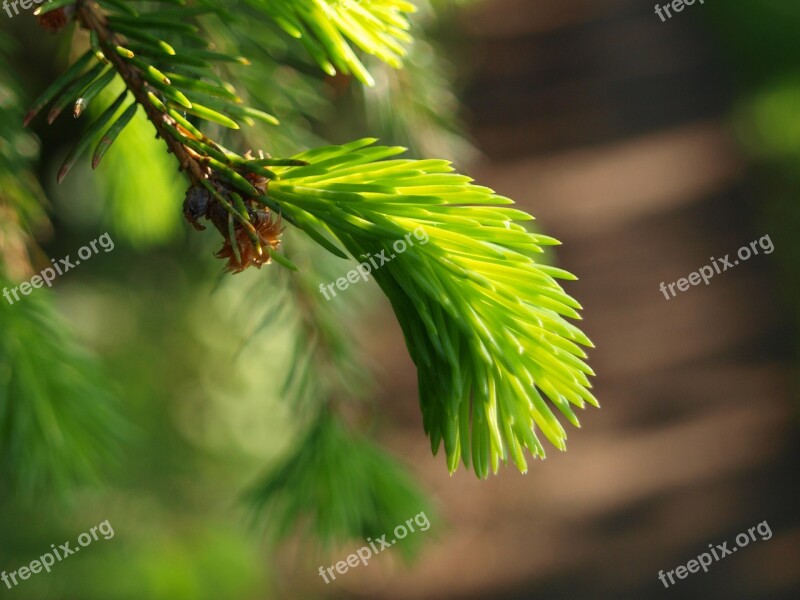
74, 0, 208, 184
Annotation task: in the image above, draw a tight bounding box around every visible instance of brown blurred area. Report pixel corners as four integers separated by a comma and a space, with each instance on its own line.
292, 1, 800, 598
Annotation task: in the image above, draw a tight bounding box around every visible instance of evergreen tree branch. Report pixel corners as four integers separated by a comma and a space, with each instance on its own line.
73, 0, 207, 183
264, 140, 597, 476
24, 1, 597, 483
29, 0, 294, 270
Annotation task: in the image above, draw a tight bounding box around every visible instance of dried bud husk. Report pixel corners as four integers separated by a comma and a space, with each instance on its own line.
37, 6, 75, 34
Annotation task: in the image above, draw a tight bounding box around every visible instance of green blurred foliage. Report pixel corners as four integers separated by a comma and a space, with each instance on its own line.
248, 411, 434, 558
705, 1, 800, 358
738, 80, 800, 166
91, 103, 186, 248
0, 285, 128, 497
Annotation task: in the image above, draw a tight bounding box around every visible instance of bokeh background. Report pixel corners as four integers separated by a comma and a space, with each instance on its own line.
2, 0, 800, 599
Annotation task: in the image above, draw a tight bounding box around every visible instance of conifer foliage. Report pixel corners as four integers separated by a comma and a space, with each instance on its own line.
12, 0, 596, 543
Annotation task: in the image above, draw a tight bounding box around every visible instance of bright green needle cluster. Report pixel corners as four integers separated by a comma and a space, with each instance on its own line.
266, 139, 598, 477
20, 0, 596, 498
247, 0, 416, 85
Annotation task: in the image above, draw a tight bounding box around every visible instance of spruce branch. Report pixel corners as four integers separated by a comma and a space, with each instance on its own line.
72, 0, 210, 183
25, 0, 414, 272
29, 0, 294, 271
24, 1, 597, 481
265, 140, 598, 476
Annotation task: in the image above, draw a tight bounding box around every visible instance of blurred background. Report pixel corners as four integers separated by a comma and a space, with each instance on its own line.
2, 0, 800, 598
